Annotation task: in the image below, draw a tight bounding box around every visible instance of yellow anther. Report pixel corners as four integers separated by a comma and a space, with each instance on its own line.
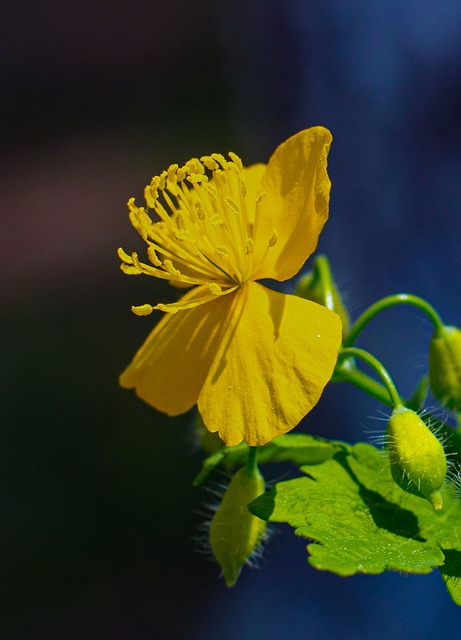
131, 304, 154, 316
209, 283, 222, 295
195, 202, 206, 220
228, 152, 243, 170
144, 185, 157, 208
176, 167, 186, 181
216, 246, 229, 255
173, 229, 191, 242
187, 173, 208, 184
175, 213, 186, 230
201, 155, 219, 171
211, 153, 228, 168
131, 205, 149, 223
185, 158, 205, 175
158, 171, 168, 190
147, 245, 162, 266
120, 263, 142, 275
213, 170, 227, 187
117, 247, 133, 264
240, 178, 248, 197
167, 164, 178, 183
128, 204, 152, 240
245, 238, 254, 254
163, 259, 181, 278
224, 197, 240, 214
268, 229, 278, 247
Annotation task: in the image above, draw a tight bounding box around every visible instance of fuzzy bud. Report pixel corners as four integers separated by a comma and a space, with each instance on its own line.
386, 407, 447, 510
428, 325, 461, 412
210, 466, 266, 586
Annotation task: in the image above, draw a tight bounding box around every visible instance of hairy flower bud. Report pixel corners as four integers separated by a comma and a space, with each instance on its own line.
386, 407, 447, 510
210, 466, 266, 586
428, 325, 461, 412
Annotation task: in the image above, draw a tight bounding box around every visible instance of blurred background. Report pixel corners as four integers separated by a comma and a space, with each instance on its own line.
2, 0, 461, 638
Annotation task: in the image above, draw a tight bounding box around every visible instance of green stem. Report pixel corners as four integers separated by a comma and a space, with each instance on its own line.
246, 446, 259, 477
313, 255, 336, 311
337, 347, 403, 409
344, 294, 444, 348
335, 364, 394, 406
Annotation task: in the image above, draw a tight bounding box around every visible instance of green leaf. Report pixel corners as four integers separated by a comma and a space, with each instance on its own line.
258, 434, 349, 466
250, 443, 453, 577
439, 550, 461, 606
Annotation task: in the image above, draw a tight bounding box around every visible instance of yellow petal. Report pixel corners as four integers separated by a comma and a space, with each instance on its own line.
252, 127, 332, 282
120, 286, 237, 415
198, 282, 342, 446
240, 163, 266, 223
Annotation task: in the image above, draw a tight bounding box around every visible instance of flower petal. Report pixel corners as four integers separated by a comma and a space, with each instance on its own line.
198, 282, 342, 446
252, 127, 332, 282
120, 286, 236, 415
240, 163, 266, 223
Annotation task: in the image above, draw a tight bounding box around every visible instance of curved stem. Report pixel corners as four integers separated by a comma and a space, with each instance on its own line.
337, 347, 403, 409
334, 365, 394, 406
344, 294, 444, 348
313, 255, 336, 311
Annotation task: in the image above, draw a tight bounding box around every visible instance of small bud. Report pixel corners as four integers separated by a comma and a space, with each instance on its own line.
386, 407, 447, 510
210, 466, 266, 586
428, 325, 461, 412
295, 256, 350, 333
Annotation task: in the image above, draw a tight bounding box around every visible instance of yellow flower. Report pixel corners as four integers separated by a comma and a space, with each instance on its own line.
119, 127, 342, 446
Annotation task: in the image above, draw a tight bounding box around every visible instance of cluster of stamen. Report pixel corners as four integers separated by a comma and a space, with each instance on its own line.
119, 152, 277, 314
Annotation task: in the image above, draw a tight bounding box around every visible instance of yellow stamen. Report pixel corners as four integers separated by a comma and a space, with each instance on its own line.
208, 283, 222, 295
120, 263, 142, 275
246, 238, 255, 254
147, 246, 162, 266
131, 304, 154, 316
118, 247, 134, 264
123, 150, 281, 303
155, 303, 179, 314
228, 152, 243, 170
163, 260, 181, 278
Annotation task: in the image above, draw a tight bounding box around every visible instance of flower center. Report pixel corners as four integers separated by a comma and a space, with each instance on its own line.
149, 154, 258, 283
119, 152, 278, 315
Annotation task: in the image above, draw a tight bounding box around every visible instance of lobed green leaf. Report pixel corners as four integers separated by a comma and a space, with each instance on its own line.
250, 441, 461, 591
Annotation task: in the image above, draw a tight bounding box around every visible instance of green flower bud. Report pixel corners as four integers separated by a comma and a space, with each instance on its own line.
428, 325, 461, 412
295, 256, 350, 334
386, 407, 447, 510
210, 466, 266, 586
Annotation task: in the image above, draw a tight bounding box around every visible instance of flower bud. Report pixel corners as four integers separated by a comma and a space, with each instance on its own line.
210, 466, 266, 586
428, 325, 461, 412
295, 258, 350, 334
386, 407, 447, 510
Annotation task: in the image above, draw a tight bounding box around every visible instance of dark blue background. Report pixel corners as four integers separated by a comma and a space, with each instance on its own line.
2, 1, 461, 637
